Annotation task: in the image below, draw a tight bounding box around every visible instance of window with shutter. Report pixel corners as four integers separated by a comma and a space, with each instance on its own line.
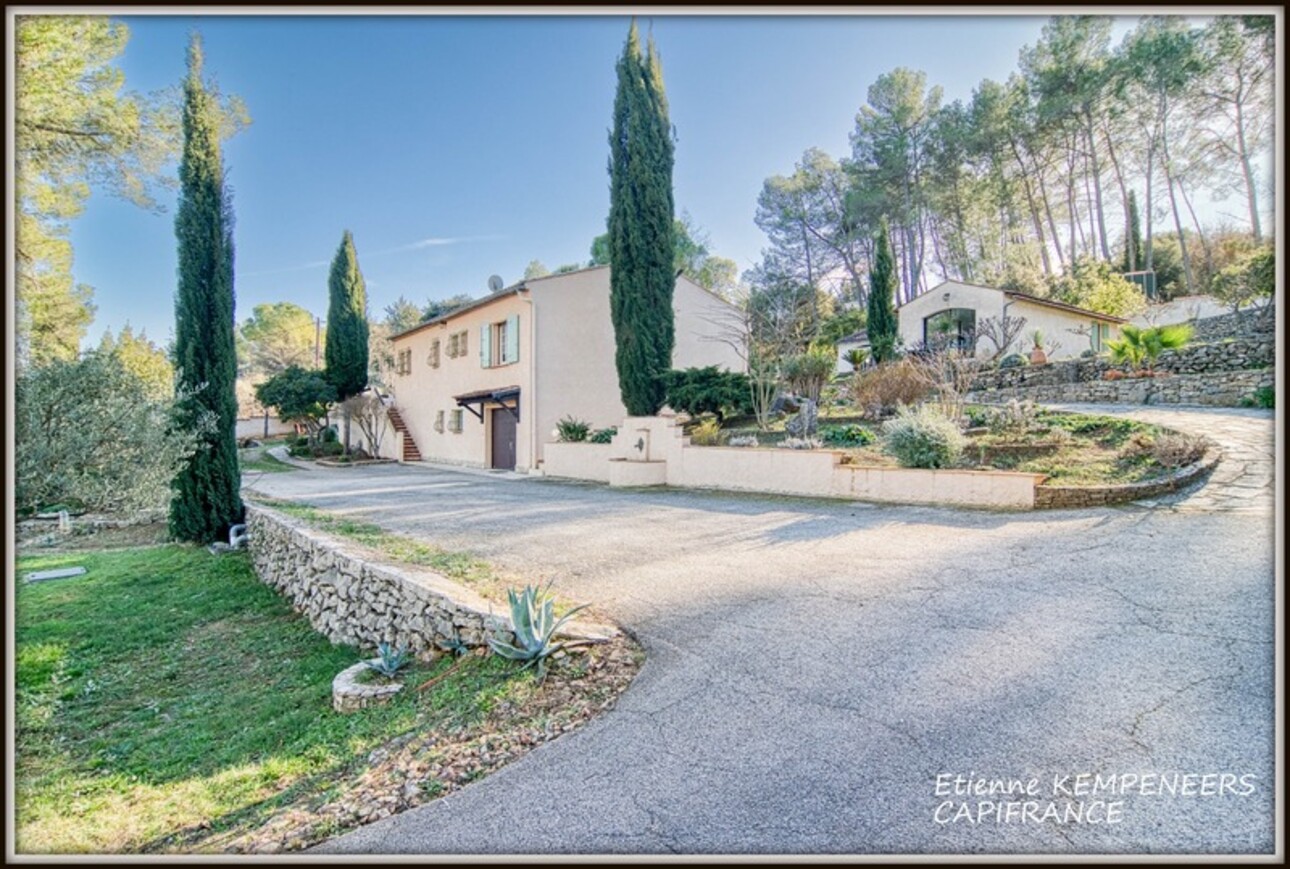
434, 410, 445, 433
504, 314, 519, 363
479, 323, 491, 368
450, 409, 463, 433
429, 340, 440, 368
458, 330, 468, 357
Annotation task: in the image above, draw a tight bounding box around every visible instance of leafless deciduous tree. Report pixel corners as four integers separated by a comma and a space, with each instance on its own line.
343, 390, 391, 457
974, 314, 1029, 360
700, 294, 799, 432
905, 345, 983, 426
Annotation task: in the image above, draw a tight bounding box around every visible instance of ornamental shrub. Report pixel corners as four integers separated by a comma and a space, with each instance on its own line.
999, 353, 1028, 369
850, 358, 930, 420
589, 426, 618, 444
1150, 432, 1210, 469
556, 416, 591, 442
780, 436, 822, 450
881, 404, 966, 469
661, 366, 752, 421
688, 417, 723, 446
819, 424, 876, 447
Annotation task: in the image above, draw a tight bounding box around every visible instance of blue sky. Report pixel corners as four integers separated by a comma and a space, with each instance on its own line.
67, 12, 1193, 347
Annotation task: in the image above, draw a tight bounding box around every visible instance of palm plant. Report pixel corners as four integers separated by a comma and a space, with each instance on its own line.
1106, 324, 1192, 373
843, 348, 869, 370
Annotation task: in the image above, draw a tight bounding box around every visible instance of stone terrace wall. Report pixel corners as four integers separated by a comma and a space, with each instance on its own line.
247, 503, 518, 658
970, 335, 1273, 393
1188, 306, 1276, 343
967, 368, 1271, 408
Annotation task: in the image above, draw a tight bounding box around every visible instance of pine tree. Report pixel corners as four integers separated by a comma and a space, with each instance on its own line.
169, 34, 241, 543
1123, 190, 1142, 273
867, 218, 900, 363
324, 230, 369, 450
607, 21, 676, 416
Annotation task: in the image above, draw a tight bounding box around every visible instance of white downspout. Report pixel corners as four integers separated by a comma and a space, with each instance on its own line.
522, 288, 538, 473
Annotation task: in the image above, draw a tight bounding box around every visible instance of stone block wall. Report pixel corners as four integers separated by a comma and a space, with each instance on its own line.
246, 503, 517, 658
969, 336, 1273, 393
1187, 306, 1275, 343
1035, 447, 1221, 508
966, 368, 1272, 407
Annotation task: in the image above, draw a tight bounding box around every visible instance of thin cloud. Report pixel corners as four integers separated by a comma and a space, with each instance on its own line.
371, 234, 507, 256
239, 234, 504, 277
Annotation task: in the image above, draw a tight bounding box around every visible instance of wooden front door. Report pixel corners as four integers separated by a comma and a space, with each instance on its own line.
490, 408, 517, 470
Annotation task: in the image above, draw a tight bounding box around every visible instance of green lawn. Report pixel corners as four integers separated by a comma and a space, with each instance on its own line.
248, 497, 505, 601
14, 545, 542, 853
238, 446, 297, 475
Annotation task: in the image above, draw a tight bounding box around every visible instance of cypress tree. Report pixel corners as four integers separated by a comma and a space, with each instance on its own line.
1124, 190, 1142, 273
867, 217, 900, 363
324, 230, 369, 450
608, 21, 676, 416
169, 34, 242, 543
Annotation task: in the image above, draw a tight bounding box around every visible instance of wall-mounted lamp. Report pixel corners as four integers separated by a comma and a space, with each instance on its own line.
942, 292, 952, 302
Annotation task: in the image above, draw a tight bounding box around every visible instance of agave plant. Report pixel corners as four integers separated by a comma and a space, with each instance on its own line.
488, 582, 589, 678
365, 642, 410, 678
436, 632, 471, 658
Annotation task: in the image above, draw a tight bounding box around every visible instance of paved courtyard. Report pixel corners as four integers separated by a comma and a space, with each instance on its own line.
247, 405, 1277, 856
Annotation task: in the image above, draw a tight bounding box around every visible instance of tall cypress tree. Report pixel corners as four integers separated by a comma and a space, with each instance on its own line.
169, 34, 241, 543
324, 230, 369, 449
867, 217, 899, 363
1123, 190, 1142, 273
608, 21, 676, 416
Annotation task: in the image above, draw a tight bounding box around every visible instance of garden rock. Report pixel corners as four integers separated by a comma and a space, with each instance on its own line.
785, 398, 818, 438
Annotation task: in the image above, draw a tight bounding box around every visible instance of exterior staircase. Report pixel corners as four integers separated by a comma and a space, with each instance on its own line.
386, 406, 423, 462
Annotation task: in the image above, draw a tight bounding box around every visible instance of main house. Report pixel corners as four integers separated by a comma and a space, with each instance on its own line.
381, 266, 743, 473
897, 279, 1127, 361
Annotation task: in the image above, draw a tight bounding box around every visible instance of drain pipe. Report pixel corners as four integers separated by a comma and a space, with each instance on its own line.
229, 523, 248, 550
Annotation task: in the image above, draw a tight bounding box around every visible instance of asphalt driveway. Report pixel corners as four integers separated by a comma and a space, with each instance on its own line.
246, 405, 1277, 855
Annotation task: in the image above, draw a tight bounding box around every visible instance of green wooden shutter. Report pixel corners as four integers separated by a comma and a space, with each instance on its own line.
505, 314, 520, 363
480, 324, 491, 368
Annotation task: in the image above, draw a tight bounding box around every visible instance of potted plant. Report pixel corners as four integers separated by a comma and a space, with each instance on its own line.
1028, 330, 1048, 365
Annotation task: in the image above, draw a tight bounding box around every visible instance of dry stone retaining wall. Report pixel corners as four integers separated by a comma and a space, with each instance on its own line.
1187, 306, 1275, 343
969, 337, 1273, 392
966, 368, 1272, 407
246, 503, 517, 658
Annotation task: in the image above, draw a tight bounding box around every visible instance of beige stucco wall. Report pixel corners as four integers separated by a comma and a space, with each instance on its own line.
387, 291, 534, 470
542, 415, 1043, 509
388, 267, 744, 472
898, 280, 1119, 361
542, 442, 614, 483
529, 268, 744, 466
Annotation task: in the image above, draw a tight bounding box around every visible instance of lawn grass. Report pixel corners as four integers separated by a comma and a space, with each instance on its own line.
14, 545, 543, 854
238, 446, 297, 475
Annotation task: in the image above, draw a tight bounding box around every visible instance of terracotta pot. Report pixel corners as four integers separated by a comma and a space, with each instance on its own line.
1029, 348, 1048, 365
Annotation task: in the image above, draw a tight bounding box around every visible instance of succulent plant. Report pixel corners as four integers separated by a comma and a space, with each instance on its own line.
436, 633, 470, 658
365, 642, 410, 678
488, 582, 589, 678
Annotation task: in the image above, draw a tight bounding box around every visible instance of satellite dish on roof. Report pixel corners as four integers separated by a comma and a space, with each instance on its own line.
487, 274, 504, 293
